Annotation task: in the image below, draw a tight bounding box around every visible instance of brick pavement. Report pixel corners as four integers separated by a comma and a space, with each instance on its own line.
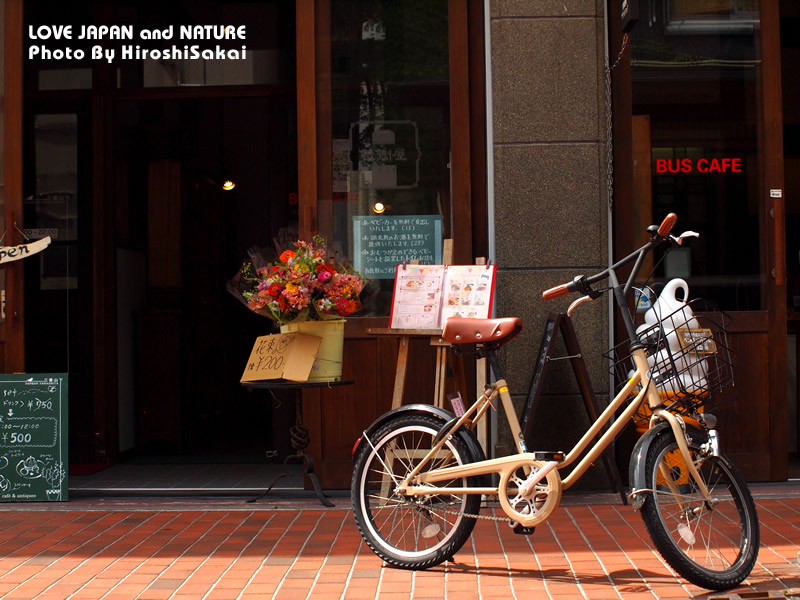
0, 492, 798, 599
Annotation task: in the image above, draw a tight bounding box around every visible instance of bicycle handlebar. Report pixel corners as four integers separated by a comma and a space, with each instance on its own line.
541, 212, 679, 301
542, 283, 570, 300
657, 212, 677, 237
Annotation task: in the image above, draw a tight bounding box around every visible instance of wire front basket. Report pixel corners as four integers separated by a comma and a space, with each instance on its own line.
606, 298, 735, 426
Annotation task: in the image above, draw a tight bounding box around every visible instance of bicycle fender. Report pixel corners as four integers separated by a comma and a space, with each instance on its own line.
628, 421, 708, 510
352, 404, 487, 467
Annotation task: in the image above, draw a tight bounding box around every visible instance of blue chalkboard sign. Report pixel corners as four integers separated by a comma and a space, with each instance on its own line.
0, 374, 68, 502
352, 215, 443, 279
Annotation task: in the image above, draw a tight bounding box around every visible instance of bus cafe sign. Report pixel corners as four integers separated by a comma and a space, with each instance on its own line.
0, 236, 51, 264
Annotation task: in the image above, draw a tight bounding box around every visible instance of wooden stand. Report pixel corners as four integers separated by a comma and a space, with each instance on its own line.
521, 312, 628, 505
364, 329, 458, 409
370, 240, 463, 410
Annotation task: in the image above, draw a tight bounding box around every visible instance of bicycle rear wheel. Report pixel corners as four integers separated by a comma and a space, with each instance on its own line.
640, 429, 759, 590
351, 413, 480, 569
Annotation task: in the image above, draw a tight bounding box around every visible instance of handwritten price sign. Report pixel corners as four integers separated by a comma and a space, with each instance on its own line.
240, 333, 321, 383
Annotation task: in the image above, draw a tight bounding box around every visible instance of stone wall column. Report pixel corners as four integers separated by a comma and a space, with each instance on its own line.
489, 0, 612, 488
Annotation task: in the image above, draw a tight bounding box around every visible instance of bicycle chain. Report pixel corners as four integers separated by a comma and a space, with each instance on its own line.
404, 482, 553, 524
425, 501, 513, 524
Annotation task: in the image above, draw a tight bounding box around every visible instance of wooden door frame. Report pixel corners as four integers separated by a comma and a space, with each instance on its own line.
758, 1, 787, 480
3, 0, 25, 372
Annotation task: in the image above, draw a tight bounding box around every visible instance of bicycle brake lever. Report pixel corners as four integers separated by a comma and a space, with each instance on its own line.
671, 230, 700, 246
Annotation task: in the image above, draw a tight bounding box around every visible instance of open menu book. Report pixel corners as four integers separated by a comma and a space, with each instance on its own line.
389, 264, 497, 330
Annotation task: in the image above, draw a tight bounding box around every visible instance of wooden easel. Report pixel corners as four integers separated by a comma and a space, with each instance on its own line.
368, 240, 458, 410
521, 312, 628, 505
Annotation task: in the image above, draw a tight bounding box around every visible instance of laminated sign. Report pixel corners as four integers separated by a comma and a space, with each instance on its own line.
241, 332, 322, 383
389, 264, 497, 330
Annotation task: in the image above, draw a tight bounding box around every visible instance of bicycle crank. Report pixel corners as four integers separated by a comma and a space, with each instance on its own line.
497, 458, 563, 528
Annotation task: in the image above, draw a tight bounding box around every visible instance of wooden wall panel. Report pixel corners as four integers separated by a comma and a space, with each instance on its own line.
146, 160, 182, 290
715, 330, 770, 479
305, 320, 441, 489
305, 333, 395, 488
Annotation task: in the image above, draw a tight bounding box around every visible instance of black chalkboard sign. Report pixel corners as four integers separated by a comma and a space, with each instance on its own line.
0, 374, 68, 502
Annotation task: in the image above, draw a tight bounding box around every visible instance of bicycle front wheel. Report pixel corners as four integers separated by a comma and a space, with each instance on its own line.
640, 429, 759, 590
351, 413, 480, 569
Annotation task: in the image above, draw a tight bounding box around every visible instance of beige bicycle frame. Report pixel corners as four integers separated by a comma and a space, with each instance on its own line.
399, 346, 710, 502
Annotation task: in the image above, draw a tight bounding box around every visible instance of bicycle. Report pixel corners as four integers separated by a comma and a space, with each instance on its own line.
350, 213, 759, 591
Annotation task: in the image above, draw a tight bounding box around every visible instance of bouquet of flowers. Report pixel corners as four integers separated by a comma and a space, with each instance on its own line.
232, 235, 365, 325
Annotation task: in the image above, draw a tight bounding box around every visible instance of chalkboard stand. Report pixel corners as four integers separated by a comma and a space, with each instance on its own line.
242, 379, 354, 506
522, 313, 627, 505
0, 374, 68, 503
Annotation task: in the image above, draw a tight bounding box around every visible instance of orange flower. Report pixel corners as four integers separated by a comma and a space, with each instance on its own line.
279, 249, 296, 264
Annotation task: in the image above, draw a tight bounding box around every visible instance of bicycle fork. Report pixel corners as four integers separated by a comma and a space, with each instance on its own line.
631, 349, 713, 503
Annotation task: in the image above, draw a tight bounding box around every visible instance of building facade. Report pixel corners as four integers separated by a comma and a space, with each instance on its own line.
0, 0, 794, 488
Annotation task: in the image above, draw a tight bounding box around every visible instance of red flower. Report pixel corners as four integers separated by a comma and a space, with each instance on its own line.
267, 283, 282, 296
336, 299, 356, 315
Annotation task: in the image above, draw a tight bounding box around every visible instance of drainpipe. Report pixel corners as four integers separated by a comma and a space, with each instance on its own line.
484, 0, 497, 457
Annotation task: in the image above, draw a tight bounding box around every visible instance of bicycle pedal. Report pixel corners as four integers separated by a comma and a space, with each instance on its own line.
512, 523, 536, 536
534, 451, 565, 462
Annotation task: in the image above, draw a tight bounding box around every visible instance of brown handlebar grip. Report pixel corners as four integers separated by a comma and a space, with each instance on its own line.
542, 284, 569, 300
657, 213, 677, 237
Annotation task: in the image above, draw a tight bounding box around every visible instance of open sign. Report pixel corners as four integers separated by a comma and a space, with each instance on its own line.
0, 237, 51, 264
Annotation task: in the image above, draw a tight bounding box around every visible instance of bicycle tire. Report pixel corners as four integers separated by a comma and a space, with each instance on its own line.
640, 428, 759, 590
351, 413, 480, 569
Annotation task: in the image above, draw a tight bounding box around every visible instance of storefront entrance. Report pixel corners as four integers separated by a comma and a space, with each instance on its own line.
113, 95, 297, 460
17, 0, 300, 467
614, 0, 790, 481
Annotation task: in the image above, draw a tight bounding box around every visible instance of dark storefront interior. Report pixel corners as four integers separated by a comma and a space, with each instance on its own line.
22, 0, 301, 466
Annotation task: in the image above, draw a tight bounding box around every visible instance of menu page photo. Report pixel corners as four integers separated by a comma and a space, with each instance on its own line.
389, 264, 496, 330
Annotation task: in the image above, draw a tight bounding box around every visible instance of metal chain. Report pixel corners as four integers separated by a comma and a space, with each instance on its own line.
411, 489, 554, 525
605, 32, 630, 212
424, 500, 514, 524
399, 477, 556, 525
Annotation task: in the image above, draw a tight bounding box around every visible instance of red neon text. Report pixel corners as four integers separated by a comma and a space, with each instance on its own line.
655, 158, 742, 174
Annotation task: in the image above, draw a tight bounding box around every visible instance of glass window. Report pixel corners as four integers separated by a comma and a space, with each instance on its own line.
632, 0, 762, 310
27, 114, 78, 291
24, 2, 94, 90
324, 0, 450, 316
113, 0, 294, 88
665, 0, 758, 34
22, 113, 79, 377
24, 1, 294, 89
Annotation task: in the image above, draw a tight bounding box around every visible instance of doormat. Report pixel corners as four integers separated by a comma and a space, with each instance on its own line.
69, 463, 110, 476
